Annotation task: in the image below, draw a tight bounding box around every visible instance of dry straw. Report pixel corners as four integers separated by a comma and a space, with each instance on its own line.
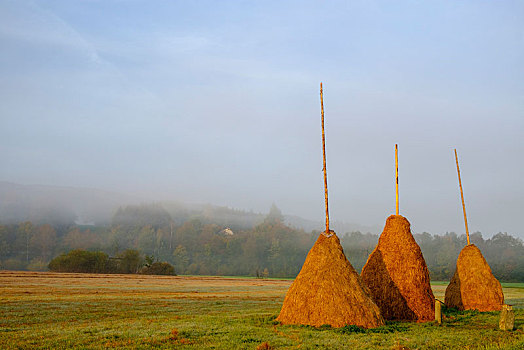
276, 83, 384, 328
445, 150, 504, 311
444, 244, 504, 311
361, 146, 434, 321
277, 232, 385, 328
361, 215, 435, 321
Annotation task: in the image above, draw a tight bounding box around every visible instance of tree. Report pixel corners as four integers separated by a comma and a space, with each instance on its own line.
30, 224, 56, 261
173, 245, 189, 273
62, 227, 99, 251
155, 226, 172, 260
175, 219, 202, 251
117, 249, 142, 274
48, 250, 109, 273
265, 203, 284, 224
140, 262, 175, 275
0, 225, 9, 264
16, 221, 33, 263
137, 225, 156, 256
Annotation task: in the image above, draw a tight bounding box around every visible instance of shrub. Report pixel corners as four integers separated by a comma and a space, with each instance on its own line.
140, 262, 176, 275
117, 249, 143, 274
48, 250, 109, 273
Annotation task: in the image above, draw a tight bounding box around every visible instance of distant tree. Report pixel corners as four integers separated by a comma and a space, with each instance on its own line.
0, 225, 9, 265
109, 225, 133, 254
16, 221, 33, 263
48, 250, 109, 273
175, 219, 203, 251
0, 225, 10, 261
340, 231, 378, 273
483, 232, 524, 281
30, 224, 56, 261
140, 261, 175, 275
62, 227, 99, 251
137, 225, 156, 255
265, 203, 284, 224
155, 226, 172, 260
469, 231, 485, 247
144, 254, 155, 267
173, 245, 189, 273
117, 249, 143, 274
268, 238, 281, 266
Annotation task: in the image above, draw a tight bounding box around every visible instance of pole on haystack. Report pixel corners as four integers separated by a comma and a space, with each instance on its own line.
395, 144, 399, 216
454, 149, 470, 245
320, 82, 331, 235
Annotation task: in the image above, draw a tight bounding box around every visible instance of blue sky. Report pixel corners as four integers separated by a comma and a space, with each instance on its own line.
1, 0, 523, 237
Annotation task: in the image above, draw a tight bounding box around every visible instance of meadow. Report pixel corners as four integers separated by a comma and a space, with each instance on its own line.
0, 271, 523, 349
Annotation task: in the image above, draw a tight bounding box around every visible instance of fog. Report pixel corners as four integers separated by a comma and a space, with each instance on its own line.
1, 1, 523, 238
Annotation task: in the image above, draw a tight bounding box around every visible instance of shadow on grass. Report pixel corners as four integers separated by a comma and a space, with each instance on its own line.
513, 317, 524, 331
246, 314, 278, 326
295, 321, 409, 334
275, 306, 523, 335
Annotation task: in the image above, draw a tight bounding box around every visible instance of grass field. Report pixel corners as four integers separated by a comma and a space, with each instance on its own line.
0, 271, 523, 349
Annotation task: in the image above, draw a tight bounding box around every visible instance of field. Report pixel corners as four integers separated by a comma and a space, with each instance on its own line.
0, 271, 523, 349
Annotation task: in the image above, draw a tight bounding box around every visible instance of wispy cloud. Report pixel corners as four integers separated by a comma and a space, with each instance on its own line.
0, 0, 102, 64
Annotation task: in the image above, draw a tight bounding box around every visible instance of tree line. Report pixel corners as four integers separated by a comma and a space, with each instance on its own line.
48, 249, 175, 275
1, 203, 523, 282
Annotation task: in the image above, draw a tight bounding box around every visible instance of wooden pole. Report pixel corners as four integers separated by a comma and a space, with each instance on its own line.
435, 300, 442, 325
499, 304, 515, 331
395, 144, 399, 216
455, 149, 470, 245
320, 83, 330, 234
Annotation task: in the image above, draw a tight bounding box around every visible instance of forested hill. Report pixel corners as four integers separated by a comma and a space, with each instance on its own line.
1, 203, 523, 282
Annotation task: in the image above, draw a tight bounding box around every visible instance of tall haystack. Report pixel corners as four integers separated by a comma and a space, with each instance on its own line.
276, 232, 385, 328
277, 83, 384, 328
361, 215, 435, 321
444, 244, 503, 311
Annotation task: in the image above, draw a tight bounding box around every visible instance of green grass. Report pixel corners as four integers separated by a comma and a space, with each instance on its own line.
0, 272, 523, 349
430, 282, 524, 288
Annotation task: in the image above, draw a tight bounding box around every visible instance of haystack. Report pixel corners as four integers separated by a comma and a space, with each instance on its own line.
361, 215, 435, 321
444, 244, 503, 311
445, 149, 504, 311
277, 82, 384, 328
277, 232, 385, 328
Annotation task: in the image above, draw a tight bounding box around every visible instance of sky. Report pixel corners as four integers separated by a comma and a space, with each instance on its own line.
1, 0, 523, 238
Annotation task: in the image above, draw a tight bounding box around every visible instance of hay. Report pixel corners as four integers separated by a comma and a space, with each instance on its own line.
361, 215, 435, 321
444, 244, 503, 311
276, 232, 385, 328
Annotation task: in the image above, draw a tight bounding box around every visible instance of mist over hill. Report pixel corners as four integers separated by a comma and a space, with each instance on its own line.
0, 182, 380, 234
0, 181, 140, 226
